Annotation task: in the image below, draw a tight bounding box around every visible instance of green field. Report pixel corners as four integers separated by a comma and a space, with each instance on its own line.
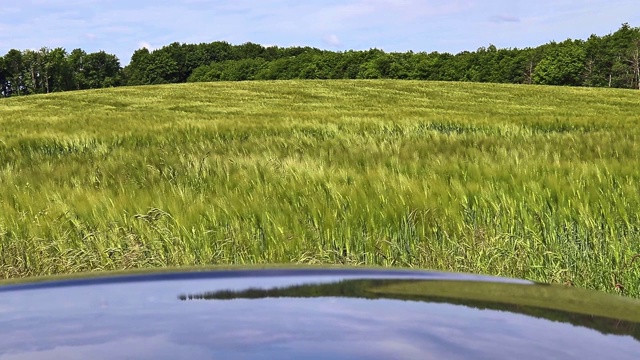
1, 80, 639, 296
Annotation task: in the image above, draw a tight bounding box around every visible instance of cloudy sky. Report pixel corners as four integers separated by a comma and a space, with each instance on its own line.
1, 0, 638, 65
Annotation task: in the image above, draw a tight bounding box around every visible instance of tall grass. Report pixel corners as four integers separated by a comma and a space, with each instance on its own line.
1, 80, 639, 296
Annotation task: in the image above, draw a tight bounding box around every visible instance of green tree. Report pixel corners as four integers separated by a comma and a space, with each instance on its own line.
68, 48, 88, 90
154, 42, 189, 82
3, 49, 24, 93
38, 47, 52, 93
220, 58, 267, 81
583, 34, 612, 87
21, 49, 44, 93
593, 23, 640, 88
438, 52, 463, 81
145, 51, 179, 84
257, 57, 300, 80
357, 49, 392, 79
232, 42, 266, 60
534, 40, 586, 86
629, 39, 640, 89
46, 47, 72, 92
125, 48, 152, 85
335, 50, 368, 79
0, 56, 6, 81
83, 51, 122, 88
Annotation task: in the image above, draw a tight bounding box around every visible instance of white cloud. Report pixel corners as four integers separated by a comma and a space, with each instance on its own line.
138, 41, 155, 51
323, 34, 342, 48
489, 15, 521, 23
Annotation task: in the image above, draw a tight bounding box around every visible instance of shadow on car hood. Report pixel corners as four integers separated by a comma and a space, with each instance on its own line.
1, 267, 639, 359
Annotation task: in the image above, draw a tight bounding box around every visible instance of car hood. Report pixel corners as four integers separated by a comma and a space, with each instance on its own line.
1, 267, 639, 359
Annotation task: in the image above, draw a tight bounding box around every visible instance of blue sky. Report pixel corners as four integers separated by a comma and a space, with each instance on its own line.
1, 0, 638, 65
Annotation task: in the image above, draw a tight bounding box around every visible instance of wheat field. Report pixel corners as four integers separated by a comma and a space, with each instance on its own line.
1, 80, 639, 296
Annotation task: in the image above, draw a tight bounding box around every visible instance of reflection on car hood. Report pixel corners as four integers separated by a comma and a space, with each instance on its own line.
1, 267, 639, 360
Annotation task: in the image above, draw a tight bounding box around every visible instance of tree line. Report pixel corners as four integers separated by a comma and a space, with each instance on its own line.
2, 23, 639, 97
0, 48, 122, 96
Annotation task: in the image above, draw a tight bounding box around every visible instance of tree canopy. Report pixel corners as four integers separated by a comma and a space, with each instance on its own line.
0, 47, 122, 95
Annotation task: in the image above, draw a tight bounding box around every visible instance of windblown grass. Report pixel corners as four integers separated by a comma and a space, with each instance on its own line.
1, 80, 639, 296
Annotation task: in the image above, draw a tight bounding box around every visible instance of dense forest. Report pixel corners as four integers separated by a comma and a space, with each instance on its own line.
1, 23, 639, 96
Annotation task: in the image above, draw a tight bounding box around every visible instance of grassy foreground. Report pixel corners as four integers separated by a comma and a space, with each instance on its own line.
1, 80, 639, 296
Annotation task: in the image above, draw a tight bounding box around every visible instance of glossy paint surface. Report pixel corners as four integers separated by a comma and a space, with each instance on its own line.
1, 269, 639, 359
